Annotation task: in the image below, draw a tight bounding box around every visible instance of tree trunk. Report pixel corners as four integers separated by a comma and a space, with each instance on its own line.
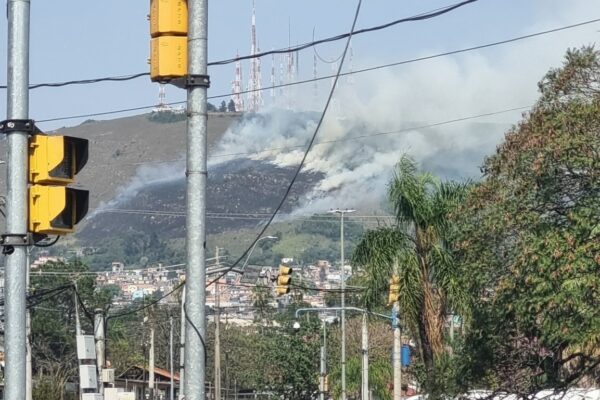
417, 311, 435, 373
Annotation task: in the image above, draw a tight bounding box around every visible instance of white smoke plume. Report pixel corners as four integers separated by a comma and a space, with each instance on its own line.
102, 0, 600, 216
212, 2, 600, 215
91, 162, 185, 217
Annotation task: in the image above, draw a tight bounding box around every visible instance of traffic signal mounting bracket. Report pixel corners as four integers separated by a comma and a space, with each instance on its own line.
0, 119, 41, 136
0, 233, 49, 255
169, 74, 211, 89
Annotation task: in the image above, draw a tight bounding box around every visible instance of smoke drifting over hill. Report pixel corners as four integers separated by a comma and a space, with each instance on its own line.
98, 0, 599, 217
212, 1, 600, 214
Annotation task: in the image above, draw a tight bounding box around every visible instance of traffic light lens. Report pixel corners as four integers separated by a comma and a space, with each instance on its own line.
49, 189, 89, 229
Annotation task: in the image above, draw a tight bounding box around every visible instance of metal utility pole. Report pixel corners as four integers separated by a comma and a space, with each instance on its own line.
73, 282, 82, 400
25, 248, 32, 400
393, 302, 401, 400
149, 327, 155, 399
184, 0, 209, 399
4, 1, 30, 399
329, 208, 355, 400
179, 286, 186, 400
94, 310, 105, 396
170, 317, 174, 400
319, 322, 327, 400
361, 313, 369, 400
214, 247, 222, 400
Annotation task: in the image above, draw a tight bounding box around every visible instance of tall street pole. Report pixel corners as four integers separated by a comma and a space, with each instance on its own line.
149, 327, 155, 399
26, 248, 32, 400
319, 322, 327, 400
393, 259, 402, 400
393, 303, 401, 400
330, 208, 355, 400
74, 282, 83, 400
179, 285, 186, 400
4, 1, 30, 399
170, 317, 174, 400
184, 0, 209, 399
361, 313, 369, 400
94, 310, 105, 396
214, 247, 221, 400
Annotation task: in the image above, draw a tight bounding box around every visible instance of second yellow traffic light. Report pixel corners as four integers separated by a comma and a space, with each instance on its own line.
149, 0, 188, 82
276, 265, 293, 296
28, 134, 89, 235
388, 274, 401, 305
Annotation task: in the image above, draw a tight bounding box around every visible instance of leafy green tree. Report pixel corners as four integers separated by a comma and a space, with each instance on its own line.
454, 47, 600, 393
29, 260, 116, 399
352, 156, 469, 382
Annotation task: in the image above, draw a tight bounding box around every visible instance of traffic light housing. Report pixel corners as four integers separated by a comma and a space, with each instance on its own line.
29, 186, 89, 235
388, 274, 401, 305
29, 135, 88, 184
28, 134, 89, 235
149, 0, 188, 82
276, 265, 293, 296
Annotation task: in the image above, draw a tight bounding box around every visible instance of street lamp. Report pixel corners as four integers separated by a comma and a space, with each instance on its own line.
241, 235, 278, 271
328, 208, 355, 400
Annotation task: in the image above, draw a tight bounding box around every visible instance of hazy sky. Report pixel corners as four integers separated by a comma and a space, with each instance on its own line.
0, 0, 599, 132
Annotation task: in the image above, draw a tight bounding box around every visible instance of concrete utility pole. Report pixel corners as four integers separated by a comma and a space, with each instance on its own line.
170, 317, 175, 400
183, 0, 209, 399
26, 248, 32, 400
94, 310, 106, 396
149, 327, 155, 399
214, 247, 222, 400
329, 208, 355, 400
319, 322, 327, 400
361, 313, 369, 400
179, 286, 186, 400
393, 302, 401, 400
4, 1, 30, 399
74, 282, 83, 400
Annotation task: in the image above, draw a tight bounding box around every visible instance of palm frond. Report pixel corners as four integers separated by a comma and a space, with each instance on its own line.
352, 227, 409, 309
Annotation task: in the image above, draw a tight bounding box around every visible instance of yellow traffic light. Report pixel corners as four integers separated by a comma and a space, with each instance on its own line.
28, 134, 89, 235
275, 265, 293, 296
149, 0, 188, 82
150, 36, 188, 81
29, 135, 88, 184
29, 186, 89, 235
150, 0, 188, 37
388, 274, 401, 305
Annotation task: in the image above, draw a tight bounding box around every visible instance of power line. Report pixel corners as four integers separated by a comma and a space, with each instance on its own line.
96, 208, 396, 220
205, 0, 363, 289
209, 0, 479, 65
0, 0, 478, 90
28, 262, 187, 276
31, 18, 599, 125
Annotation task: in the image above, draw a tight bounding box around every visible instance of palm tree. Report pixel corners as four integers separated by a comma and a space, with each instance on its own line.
352, 156, 469, 373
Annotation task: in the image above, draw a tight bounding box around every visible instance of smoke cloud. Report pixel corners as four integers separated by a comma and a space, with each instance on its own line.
212, 1, 600, 214
103, 0, 600, 216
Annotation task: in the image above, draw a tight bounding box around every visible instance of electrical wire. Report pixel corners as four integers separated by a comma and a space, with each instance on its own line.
34, 235, 61, 248
31, 17, 600, 125
0, 0, 478, 90
205, 0, 363, 289
183, 303, 208, 367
